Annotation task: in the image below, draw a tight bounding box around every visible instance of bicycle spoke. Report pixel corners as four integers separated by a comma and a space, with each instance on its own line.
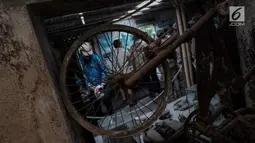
103, 32, 120, 69
148, 96, 160, 105
66, 76, 112, 82
61, 24, 173, 136
68, 89, 85, 98
77, 85, 117, 112
70, 53, 113, 73
99, 90, 120, 128
67, 67, 110, 82
66, 77, 102, 87
121, 32, 129, 74
114, 87, 119, 129
79, 97, 98, 113
116, 33, 120, 70
137, 88, 160, 113
83, 92, 108, 117
66, 73, 110, 91
95, 36, 116, 73
67, 68, 84, 74
136, 59, 148, 71
121, 44, 148, 73
135, 104, 150, 121
140, 88, 160, 106
120, 88, 149, 122
90, 57, 115, 74
110, 31, 115, 74
133, 105, 143, 124
118, 38, 142, 72
129, 105, 137, 128
117, 31, 121, 70
69, 59, 114, 75
96, 35, 118, 72
120, 108, 125, 125
71, 94, 100, 105
137, 100, 155, 115
106, 90, 121, 130
119, 38, 143, 72
107, 111, 114, 130
88, 96, 109, 124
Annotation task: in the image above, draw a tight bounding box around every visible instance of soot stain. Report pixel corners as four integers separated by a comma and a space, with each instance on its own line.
0, 15, 30, 89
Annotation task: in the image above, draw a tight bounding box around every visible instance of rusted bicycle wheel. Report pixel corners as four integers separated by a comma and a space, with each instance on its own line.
60, 24, 171, 137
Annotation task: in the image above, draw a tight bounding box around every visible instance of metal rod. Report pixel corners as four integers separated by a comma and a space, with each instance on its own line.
175, 0, 192, 88
124, 8, 217, 87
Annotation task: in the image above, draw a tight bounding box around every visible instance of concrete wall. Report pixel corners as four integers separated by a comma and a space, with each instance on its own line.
0, 1, 72, 143
236, 0, 255, 107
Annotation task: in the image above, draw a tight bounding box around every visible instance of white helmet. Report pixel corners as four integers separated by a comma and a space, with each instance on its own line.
79, 42, 93, 56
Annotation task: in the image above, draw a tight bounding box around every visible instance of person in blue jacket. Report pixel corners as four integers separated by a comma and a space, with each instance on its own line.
78, 42, 112, 117
78, 42, 107, 95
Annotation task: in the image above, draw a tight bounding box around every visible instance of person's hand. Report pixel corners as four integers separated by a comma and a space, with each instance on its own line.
101, 83, 106, 88
94, 85, 104, 96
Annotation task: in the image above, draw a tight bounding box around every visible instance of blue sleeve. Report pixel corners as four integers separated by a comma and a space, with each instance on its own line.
94, 55, 107, 83
79, 55, 92, 88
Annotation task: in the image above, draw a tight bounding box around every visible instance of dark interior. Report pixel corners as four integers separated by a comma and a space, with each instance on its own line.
27, 0, 246, 142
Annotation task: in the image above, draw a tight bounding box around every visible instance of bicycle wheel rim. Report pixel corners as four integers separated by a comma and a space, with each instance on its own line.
60, 24, 171, 137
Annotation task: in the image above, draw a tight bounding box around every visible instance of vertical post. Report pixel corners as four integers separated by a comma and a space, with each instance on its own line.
180, 0, 194, 86
191, 38, 196, 70
174, 0, 192, 88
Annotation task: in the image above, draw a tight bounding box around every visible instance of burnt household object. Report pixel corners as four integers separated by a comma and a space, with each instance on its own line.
182, 4, 255, 142
159, 110, 172, 120
146, 120, 183, 142
178, 114, 187, 122
173, 99, 192, 111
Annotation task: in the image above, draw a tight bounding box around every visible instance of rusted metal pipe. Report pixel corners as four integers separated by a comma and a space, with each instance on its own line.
124, 8, 217, 87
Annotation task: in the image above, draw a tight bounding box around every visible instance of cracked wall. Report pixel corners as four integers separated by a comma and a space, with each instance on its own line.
0, 1, 72, 143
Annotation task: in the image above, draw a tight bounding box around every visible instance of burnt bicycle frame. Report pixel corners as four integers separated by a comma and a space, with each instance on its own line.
117, 6, 255, 141
58, 3, 253, 138
118, 7, 255, 120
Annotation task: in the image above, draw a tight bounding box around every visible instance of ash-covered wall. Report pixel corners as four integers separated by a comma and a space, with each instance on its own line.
0, 1, 72, 143
236, 0, 255, 107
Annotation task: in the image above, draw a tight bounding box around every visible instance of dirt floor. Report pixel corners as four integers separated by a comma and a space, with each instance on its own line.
0, 1, 72, 143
